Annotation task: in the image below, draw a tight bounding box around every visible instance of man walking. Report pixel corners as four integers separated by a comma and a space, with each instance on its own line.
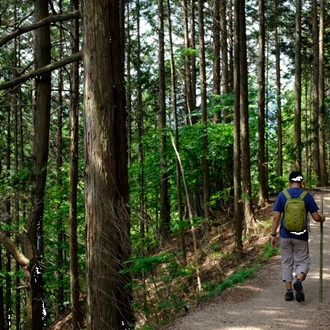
271, 171, 326, 302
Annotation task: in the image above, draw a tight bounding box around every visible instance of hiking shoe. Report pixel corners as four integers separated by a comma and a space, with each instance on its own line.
293, 280, 305, 302
285, 291, 294, 301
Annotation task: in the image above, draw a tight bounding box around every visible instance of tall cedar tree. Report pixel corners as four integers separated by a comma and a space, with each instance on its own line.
198, 0, 211, 221
158, 0, 171, 240
258, 0, 268, 206
274, 0, 283, 177
69, 0, 82, 327
239, 0, 255, 232
83, 0, 135, 328
233, 0, 243, 251
318, 0, 328, 185
294, 0, 302, 171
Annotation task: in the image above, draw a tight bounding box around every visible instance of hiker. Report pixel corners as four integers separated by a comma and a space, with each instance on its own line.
271, 171, 326, 302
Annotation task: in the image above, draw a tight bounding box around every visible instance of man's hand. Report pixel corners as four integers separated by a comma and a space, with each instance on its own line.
311, 212, 326, 223
271, 236, 278, 248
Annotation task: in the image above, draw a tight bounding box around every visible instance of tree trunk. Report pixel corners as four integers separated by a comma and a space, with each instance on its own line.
220, 0, 230, 120
183, 0, 193, 126
233, 0, 243, 252
220, 0, 234, 190
258, 0, 267, 206
294, 0, 302, 171
83, 0, 135, 328
318, 0, 328, 186
198, 0, 211, 222
158, 0, 171, 240
69, 0, 82, 328
15, 52, 24, 328
56, 19, 65, 315
0, 250, 5, 329
311, 0, 320, 183
167, 0, 187, 261
274, 0, 283, 178
213, 0, 221, 123
5, 90, 12, 330
190, 0, 197, 125
239, 0, 254, 233
137, 0, 146, 252
126, 3, 132, 165
27, 0, 51, 328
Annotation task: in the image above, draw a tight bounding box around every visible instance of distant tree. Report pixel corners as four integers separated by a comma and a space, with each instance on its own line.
294, 0, 302, 171
183, 0, 194, 125
69, 0, 82, 328
274, 0, 283, 178
312, 0, 320, 181
318, 0, 328, 186
239, 0, 255, 232
158, 0, 171, 240
258, 0, 267, 206
220, 0, 230, 116
233, 0, 243, 251
198, 0, 211, 221
213, 0, 221, 123
167, 0, 187, 261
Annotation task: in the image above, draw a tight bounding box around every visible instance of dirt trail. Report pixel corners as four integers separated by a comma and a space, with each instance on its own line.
160, 192, 330, 330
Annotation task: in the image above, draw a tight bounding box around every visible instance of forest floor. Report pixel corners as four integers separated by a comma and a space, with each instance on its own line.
158, 191, 330, 330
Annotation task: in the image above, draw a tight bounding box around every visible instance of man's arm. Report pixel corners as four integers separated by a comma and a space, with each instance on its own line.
311, 212, 326, 223
271, 211, 281, 248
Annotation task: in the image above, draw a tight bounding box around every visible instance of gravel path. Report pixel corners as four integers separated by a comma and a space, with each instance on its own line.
160, 192, 330, 330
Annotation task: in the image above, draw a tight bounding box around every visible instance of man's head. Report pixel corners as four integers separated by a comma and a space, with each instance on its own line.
289, 171, 304, 184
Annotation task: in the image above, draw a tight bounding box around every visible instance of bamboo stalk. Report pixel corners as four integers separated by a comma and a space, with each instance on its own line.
319, 194, 324, 302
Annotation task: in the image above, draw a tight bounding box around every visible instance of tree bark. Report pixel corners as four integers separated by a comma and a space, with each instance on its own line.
158, 0, 171, 240
138, 0, 147, 251
220, 0, 230, 121
274, 0, 283, 178
69, 0, 82, 328
198, 0, 211, 221
190, 0, 197, 125
318, 0, 328, 186
239, 0, 254, 233
311, 0, 320, 182
212, 0, 221, 123
167, 0, 187, 261
26, 0, 52, 328
233, 0, 243, 251
83, 0, 135, 328
183, 0, 193, 125
0, 251, 4, 329
56, 13, 65, 315
258, 0, 267, 206
294, 0, 302, 171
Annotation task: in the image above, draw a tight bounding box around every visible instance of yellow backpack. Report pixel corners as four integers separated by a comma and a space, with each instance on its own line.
283, 189, 308, 233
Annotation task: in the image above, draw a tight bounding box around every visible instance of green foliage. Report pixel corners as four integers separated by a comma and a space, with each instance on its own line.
170, 216, 203, 232
123, 252, 193, 327
208, 92, 234, 120
261, 241, 279, 259
202, 265, 259, 298
209, 187, 232, 208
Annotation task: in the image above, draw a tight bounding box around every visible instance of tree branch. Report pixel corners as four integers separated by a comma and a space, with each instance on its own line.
0, 229, 30, 267
0, 52, 82, 91
0, 10, 81, 47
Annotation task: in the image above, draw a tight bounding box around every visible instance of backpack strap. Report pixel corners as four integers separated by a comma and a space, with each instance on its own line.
299, 191, 308, 200
283, 189, 308, 200
283, 189, 291, 199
